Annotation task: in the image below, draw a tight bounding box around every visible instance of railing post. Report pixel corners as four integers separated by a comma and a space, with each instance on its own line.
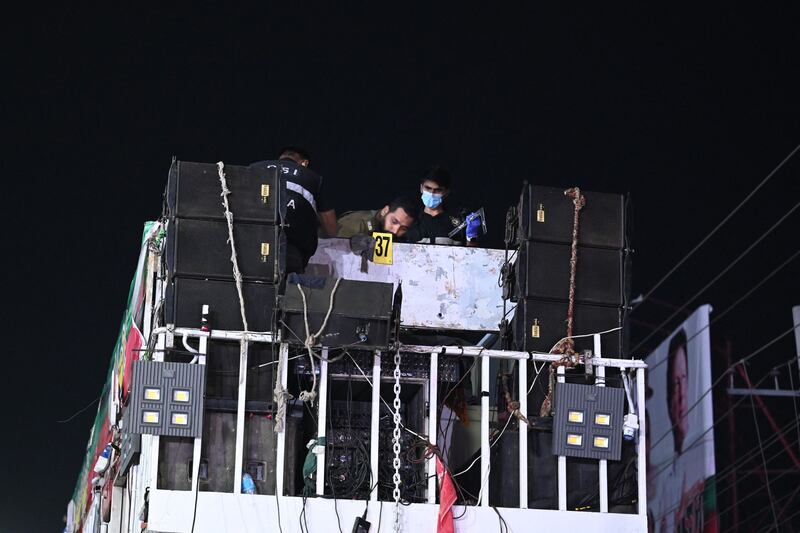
275, 342, 289, 497
428, 350, 438, 503
480, 351, 490, 507
519, 357, 528, 508
370, 351, 381, 502
557, 365, 567, 511
233, 335, 248, 494
315, 347, 329, 496
595, 334, 608, 513
637, 367, 648, 517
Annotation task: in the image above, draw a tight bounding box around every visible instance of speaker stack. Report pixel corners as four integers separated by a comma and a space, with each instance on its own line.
164, 160, 286, 332
509, 184, 631, 358
162, 159, 289, 493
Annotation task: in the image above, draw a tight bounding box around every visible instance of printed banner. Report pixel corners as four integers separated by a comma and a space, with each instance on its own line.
645, 304, 718, 532
67, 221, 161, 533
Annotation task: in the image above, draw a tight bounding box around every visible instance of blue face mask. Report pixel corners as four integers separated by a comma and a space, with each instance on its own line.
421, 191, 444, 209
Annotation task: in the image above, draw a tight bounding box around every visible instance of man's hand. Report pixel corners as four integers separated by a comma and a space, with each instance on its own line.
466, 212, 482, 241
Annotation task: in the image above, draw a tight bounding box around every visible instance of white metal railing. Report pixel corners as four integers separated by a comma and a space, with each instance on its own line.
149, 325, 647, 516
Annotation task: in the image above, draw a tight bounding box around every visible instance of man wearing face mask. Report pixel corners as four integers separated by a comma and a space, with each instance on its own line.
404, 165, 479, 247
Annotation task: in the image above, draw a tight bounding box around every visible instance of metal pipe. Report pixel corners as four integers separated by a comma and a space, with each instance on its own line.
557, 365, 567, 511
370, 351, 381, 502
636, 367, 647, 517
428, 351, 439, 504
400, 344, 647, 368
518, 358, 528, 509
316, 348, 330, 496
233, 336, 248, 494
595, 334, 608, 513
275, 343, 289, 497
480, 351, 490, 507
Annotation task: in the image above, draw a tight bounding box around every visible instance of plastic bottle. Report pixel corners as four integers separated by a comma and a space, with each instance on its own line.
93, 443, 113, 474
242, 473, 256, 494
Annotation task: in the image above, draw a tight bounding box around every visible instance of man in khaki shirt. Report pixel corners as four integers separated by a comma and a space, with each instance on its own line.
337, 196, 419, 240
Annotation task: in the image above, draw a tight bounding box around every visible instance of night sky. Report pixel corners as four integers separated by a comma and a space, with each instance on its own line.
3, 6, 799, 532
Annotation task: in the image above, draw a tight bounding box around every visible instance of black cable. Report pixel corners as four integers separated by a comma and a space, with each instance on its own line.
189, 473, 199, 533
654, 414, 800, 522
492, 506, 509, 533
274, 493, 284, 533
650, 330, 799, 453
632, 142, 800, 314
632, 201, 799, 353
645, 248, 800, 375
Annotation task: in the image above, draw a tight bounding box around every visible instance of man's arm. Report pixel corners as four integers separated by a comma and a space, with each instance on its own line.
318, 209, 337, 237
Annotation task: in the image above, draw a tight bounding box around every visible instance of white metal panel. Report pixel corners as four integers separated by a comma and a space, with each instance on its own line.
307, 238, 506, 331
147, 489, 647, 533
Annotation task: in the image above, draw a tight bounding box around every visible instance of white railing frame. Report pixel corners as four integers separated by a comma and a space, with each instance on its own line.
156, 328, 648, 516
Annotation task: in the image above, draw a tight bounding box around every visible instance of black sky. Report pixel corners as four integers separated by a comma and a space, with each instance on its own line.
2, 5, 799, 532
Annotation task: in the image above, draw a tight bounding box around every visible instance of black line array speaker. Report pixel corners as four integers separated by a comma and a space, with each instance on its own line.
515, 241, 626, 306
513, 299, 626, 356
167, 160, 283, 224
164, 160, 285, 331
510, 184, 631, 358
516, 184, 626, 249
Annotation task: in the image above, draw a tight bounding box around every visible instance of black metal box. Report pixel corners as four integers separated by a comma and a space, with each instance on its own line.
512, 299, 626, 357
282, 278, 394, 350
165, 277, 278, 332
167, 160, 283, 224
166, 218, 284, 283
517, 184, 626, 249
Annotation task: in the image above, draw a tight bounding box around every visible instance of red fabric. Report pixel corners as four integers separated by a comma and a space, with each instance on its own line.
436, 456, 456, 533
122, 323, 144, 401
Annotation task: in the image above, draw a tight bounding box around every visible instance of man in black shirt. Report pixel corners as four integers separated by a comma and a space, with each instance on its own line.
404, 165, 478, 247
252, 147, 335, 273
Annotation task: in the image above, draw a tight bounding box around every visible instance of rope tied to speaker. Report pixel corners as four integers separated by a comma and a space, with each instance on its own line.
539, 186, 586, 417
217, 162, 252, 386
296, 277, 343, 405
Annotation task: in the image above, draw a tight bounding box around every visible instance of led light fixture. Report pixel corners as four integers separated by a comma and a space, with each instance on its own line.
552, 382, 624, 461
144, 388, 161, 401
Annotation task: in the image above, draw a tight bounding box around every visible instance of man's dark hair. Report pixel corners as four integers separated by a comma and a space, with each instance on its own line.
387, 196, 420, 220
278, 146, 311, 164
666, 328, 689, 409
421, 165, 452, 190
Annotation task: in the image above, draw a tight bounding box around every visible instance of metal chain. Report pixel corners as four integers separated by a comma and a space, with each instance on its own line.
392, 349, 402, 533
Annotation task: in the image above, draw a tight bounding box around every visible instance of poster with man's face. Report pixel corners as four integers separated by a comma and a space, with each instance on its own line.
645, 304, 718, 532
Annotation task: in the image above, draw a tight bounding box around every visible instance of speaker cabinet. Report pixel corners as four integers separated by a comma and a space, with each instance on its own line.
167, 218, 284, 283
165, 277, 277, 332
167, 160, 282, 224
517, 184, 626, 249
282, 279, 394, 350
515, 241, 626, 306
512, 299, 625, 357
